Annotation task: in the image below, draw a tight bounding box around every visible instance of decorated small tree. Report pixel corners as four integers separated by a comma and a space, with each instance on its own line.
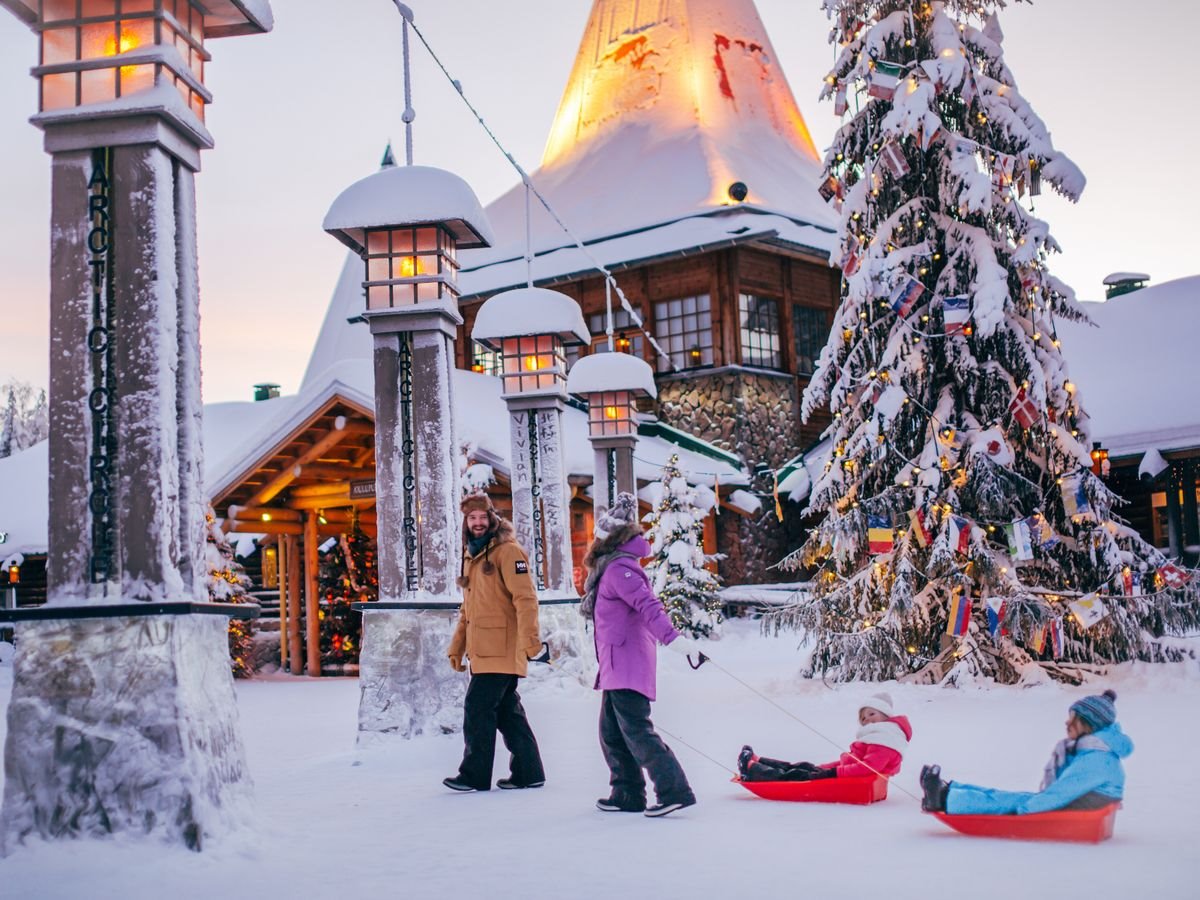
645, 455, 723, 637
772, 0, 1199, 683
317, 522, 377, 672
205, 508, 255, 678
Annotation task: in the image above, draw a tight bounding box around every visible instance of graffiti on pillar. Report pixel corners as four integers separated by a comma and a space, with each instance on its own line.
398, 333, 423, 591
87, 148, 115, 584
606, 448, 617, 511
526, 411, 547, 591
536, 409, 574, 593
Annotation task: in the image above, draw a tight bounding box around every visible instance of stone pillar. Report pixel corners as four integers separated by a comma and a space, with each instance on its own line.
357, 309, 466, 741
591, 436, 637, 514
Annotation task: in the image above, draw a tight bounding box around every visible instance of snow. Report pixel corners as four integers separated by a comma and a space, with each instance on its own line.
1102, 272, 1150, 286
1059, 276, 1200, 458
565, 352, 657, 398
728, 488, 762, 515
323, 165, 495, 252
470, 287, 590, 346
32, 82, 212, 147
0, 442, 47, 555
3, 619, 1198, 897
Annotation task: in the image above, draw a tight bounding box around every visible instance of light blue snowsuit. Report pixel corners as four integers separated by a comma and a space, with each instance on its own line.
945, 723, 1133, 816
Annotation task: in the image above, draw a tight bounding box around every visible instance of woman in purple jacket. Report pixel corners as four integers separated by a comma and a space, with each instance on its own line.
580, 493, 696, 818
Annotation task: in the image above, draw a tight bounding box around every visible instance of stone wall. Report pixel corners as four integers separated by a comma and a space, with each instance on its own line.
656, 368, 800, 584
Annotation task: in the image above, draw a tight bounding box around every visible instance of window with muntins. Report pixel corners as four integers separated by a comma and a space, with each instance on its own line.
653, 295, 713, 373
793, 305, 829, 376
739, 294, 781, 369
588, 308, 645, 357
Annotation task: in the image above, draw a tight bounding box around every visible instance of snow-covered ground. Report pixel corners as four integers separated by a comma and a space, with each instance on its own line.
2, 620, 1198, 899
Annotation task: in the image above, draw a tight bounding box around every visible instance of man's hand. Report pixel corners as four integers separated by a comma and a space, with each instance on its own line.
526, 641, 550, 664
448, 654, 466, 673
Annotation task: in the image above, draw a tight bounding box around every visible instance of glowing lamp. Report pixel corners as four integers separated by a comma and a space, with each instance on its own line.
567, 352, 657, 440
324, 165, 494, 313
470, 357, 485, 374
689, 344, 703, 365
7, 563, 18, 584
7, 0, 271, 123
1090, 442, 1110, 478
472, 287, 589, 398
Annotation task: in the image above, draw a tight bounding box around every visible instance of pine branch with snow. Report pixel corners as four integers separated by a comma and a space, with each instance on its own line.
205, 507, 255, 678
644, 455, 723, 638
771, 0, 1200, 684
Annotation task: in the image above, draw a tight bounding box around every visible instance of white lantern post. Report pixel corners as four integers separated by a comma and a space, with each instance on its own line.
0, 0, 272, 853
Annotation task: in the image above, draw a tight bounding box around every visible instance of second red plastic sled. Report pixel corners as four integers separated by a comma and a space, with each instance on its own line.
733, 773, 889, 804
928, 803, 1119, 843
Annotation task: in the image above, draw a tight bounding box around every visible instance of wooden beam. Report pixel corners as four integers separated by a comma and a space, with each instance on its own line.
226, 520, 304, 535
318, 509, 377, 525
285, 494, 377, 511
304, 511, 321, 677
286, 534, 302, 676
290, 480, 354, 499
227, 505, 303, 523
277, 536, 289, 670
295, 463, 373, 481
244, 419, 374, 508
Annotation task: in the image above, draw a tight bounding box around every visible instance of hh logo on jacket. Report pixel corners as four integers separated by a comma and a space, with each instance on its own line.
515, 560, 529, 574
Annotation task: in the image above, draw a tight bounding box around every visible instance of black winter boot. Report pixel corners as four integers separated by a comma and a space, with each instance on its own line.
920, 764, 949, 812
737, 745, 756, 779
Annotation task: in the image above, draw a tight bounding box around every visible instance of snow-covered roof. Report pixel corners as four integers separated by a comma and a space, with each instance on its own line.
471, 287, 590, 347
0, 1, 272, 34
1059, 275, 1200, 459
324, 165, 495, 253
566, 352, 657, 398
776, 437, 832, 504
1102, 272, 1150, 286
456, 0, 835, 295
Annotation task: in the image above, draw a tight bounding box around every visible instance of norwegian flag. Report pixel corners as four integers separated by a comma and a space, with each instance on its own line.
879, 141, 910, 179
949, 515, 972, 555
889, 276, 925, 317
834, 82, 848, 116
984, 597, 1008, 638
943, 295, 970, 335
1159, 563, 1193, 589
908, 508, 932, 548
1009, 386, 1039, 428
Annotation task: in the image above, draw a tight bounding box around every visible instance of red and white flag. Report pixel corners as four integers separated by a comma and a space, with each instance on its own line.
879, 141, 910, 179
834, 82, 848, 116
1009, 386, 1039, 428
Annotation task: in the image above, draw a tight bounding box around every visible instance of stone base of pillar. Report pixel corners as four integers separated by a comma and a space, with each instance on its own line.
0, 614, 252, 854
534, 602, 595, 685
356, 609, 466, 742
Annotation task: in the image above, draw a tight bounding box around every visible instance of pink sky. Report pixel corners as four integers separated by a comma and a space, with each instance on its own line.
0, 0, 1194, 403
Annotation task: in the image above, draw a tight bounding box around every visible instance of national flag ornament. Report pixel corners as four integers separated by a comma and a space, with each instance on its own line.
1009, 386, 1040, 428
1047, 618, 1064, 657
879, 140, 910, 179
834, 81, 848, 116
818, 174, 842, 203
868, 514, 894, 554
949, 515, 972, 555
1026, 512, 1058, 549
868, 61, 903, 100
946, 592, 972, 636
1030, 623, 1047, 654
842, 241, 861, 276
1060, 473, 1092, 518
1069, 593, 1107, 629
984, 597, 1008, 638
889, 276, 925, 317
942, 295, 970, 335
908, 508, 932, 548
772, 471, 783, 523
1158, 563, 1193, 589
1005, 519, 1034, 561
991, 153, 1015, 192
919, 122, 941, 152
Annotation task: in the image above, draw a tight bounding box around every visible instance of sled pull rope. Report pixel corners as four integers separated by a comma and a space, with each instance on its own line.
655, 724, 737, 776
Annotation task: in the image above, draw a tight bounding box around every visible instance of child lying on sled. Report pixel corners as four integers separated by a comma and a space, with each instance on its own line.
737, 693, 912, 782
920, 689, 1132, 815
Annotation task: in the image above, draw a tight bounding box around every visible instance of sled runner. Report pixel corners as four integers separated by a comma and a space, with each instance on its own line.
928, 803, 1119, 843
733, 773, 888, 804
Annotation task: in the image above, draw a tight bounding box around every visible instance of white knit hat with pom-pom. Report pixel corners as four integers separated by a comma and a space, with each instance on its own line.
593, 492, 639, 540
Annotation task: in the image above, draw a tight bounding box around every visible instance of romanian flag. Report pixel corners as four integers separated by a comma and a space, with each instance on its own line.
868, 515, 894, 554
943, 295, 970, 335
947, 593, 972, 636
949, 515, 972, 555
908, 508, 932, 548
889, 276, 925, 317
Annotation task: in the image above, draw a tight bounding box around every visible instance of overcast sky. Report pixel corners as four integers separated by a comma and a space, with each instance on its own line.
0, 0, 1194, 404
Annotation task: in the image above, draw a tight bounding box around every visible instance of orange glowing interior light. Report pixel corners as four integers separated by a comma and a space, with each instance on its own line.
397, 256, 426, 278
523, 355, 542, 372
104, 31, 140, 57
604, 405, 621, 420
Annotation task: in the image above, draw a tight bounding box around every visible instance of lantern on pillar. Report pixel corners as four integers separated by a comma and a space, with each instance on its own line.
473, 288, 588, 595
567, 351, 657, 513
1090, 442, 1110, 478
7, 563, 18, 585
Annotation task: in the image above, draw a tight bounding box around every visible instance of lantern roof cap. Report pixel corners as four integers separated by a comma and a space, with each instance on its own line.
472, 287, 590, 347
323, 164, 495, 253
567, 351, 657, 399
1, 0, 273, 36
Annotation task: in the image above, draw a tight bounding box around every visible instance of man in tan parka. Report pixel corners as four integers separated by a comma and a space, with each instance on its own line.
444, 493, 546, 792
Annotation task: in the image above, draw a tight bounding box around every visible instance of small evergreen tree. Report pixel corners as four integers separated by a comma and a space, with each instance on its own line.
645, 455, 723, 637
205, 507, 255, 678
316, 523, 377, 672
771, 0, 1199, 683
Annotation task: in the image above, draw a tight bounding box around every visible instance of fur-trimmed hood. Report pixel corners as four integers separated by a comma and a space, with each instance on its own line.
583, 523, 644, 570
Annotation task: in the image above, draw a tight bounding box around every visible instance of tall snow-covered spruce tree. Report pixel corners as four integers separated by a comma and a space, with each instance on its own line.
774, 0, 1199, 683
645, 455, 723, 637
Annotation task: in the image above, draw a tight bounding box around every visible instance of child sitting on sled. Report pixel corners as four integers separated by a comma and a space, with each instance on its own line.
920, 689, 1132, 815
737, 693, 912, 782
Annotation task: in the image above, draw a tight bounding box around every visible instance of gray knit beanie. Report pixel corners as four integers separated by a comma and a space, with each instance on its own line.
594, 492, 639, 540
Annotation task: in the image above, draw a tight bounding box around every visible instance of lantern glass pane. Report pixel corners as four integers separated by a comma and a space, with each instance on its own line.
367, 256, 389, 282
42, 27, 77, 65
81, 0, 113, 16
415, 227, 438, 252
416, 280, 440, 301
366, 230, 388, 255
190, 7, 205, 40
390, 228, 413, 253
43, 0, 77, 22
124, 0, 156, 12
120, 62, 154, 95
189, 90, 204, 120
80, 66, 116, 104
80, 22, 116, 59
123, 17, 154, 51
367, 285, 390, 310
41, 71, 76, 110
172, 74, 188, 105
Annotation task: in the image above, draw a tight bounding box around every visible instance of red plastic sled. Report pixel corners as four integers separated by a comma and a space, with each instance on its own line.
734, 774, 889, 805
929, 804, 1119, 843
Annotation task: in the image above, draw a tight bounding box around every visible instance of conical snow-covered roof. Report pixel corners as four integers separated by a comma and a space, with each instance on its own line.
461, 0, 835, 280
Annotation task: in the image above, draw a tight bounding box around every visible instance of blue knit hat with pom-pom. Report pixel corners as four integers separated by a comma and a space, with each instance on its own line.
1070, 689, 1118, 730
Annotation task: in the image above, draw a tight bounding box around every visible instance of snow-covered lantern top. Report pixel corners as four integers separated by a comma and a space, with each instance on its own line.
3, 0, 273, 122
324, 165, 494, 312
567, 351, 657, 439
472, 287, 589, 398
